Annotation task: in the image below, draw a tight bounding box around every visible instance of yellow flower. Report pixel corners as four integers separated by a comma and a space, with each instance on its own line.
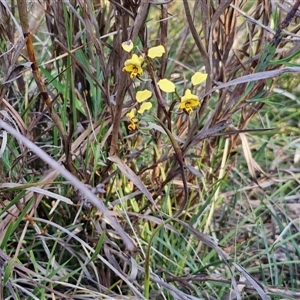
126, 108, 139, 131
123, 54, 144, 79
138, 102, 152, 114
148, 45, 165, 59
136, 89, 152, 102
122, 40, 134, 52
179, 89, 200, 114
157, 79, 175, 93
191, 72, 207, 86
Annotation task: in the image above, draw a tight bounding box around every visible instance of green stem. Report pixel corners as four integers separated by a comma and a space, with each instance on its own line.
143, 117, 188, 298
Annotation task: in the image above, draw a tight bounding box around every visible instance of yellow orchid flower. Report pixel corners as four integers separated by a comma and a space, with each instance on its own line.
126, 108, 139, 131
191, 72, 208, 86
179, 89, 200, 114
123, 54, 144, 79
148, 45, 165, 59
157, 79, 175, 93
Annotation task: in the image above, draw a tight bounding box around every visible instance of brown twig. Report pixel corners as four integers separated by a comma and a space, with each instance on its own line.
16, 0, 76, 175
109, 0, 150, 156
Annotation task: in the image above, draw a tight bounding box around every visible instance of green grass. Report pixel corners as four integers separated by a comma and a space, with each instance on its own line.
1, 1, 300, 299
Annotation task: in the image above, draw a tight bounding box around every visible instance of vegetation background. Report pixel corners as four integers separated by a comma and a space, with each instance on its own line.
0, 0, 300, 299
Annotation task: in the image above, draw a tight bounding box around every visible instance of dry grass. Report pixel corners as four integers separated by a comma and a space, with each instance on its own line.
0, 0, 300, 299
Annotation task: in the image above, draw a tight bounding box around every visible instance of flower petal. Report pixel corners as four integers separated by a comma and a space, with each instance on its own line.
181, 89, 199, 102
136, 89, 152, 102
122, 39, 134, 52
124, 54, 144, 67
191, 72, 208, 86
128, 121, 138, 131
148, 45, 165, 59
126, 108, 136, 120
157, 79, 175, 93
138, 102, 152, 114
123, 65, 134, 72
